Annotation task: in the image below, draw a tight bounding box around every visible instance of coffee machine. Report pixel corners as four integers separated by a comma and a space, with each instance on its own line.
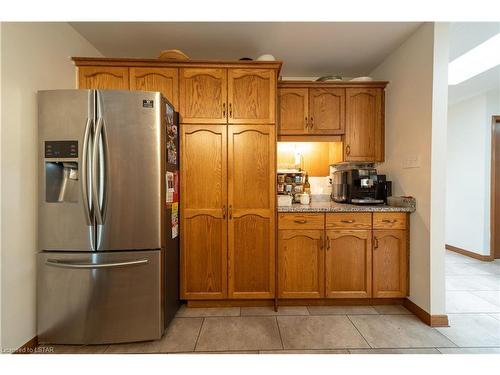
330, 164, 391, 204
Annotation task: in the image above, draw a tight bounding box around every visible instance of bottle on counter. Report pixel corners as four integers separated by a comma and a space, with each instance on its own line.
304, 173, 311, 195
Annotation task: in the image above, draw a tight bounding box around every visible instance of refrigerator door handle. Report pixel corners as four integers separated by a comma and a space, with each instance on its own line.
45, 258, 149, 269
81, 117, 93, 226
92, 116, 104, 225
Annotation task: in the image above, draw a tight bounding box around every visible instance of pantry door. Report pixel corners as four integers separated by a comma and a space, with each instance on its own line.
227, 125, 275, 299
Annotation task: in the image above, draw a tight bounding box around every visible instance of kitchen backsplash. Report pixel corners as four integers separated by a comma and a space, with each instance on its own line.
309, 176, 331, 195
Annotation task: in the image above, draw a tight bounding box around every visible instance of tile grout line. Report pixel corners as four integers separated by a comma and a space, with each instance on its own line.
275, 316, 285, 351
192, 317, 205, 353
346, 314, 373, 349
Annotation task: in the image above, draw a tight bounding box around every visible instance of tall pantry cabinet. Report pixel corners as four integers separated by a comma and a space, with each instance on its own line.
178, 66, 278, 300
75, 58, 281, 302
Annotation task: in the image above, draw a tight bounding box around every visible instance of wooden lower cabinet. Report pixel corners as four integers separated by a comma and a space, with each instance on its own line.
372, 229, 408, 298
325, 230, 372, 298
278, 230, 324, 298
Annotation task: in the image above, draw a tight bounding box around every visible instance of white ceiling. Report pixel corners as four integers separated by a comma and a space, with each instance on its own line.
70, 22, 422, 77
448, 22, 500, 105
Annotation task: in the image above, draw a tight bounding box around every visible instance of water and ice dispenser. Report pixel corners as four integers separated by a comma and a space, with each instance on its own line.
44, 141, 79, 203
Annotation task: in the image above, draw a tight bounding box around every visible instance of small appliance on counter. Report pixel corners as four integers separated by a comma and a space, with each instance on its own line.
330, 163, 391, 205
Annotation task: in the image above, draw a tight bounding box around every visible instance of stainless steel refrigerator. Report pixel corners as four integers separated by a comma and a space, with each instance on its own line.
37, 89, 180, 345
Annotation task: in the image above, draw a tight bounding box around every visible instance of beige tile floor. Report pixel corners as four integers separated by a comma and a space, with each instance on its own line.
37, 250, 500, 355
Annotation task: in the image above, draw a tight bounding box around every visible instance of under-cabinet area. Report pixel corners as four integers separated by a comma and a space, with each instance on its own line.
278, 212, 409, 301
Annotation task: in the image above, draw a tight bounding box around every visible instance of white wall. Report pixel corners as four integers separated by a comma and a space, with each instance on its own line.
370, 23, 449, 315
446, 22, 500, 257
0, 22, 102, 352
446, 89, 500, 256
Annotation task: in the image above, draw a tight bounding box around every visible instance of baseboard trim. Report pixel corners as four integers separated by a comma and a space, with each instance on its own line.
403, 299, 449, 327
446, 244, 493, 262
186, 298, 405, 308
13, 336, 38, 354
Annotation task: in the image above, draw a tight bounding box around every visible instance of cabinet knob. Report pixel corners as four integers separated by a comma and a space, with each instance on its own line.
222, 103, 226, 117
229, 103, 233, 118
310, 117, 314, 128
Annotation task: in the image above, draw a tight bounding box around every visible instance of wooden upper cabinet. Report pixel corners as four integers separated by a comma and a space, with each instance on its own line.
228, 69, 276, 124
325, 230, 372, 298
179, 68, 227, 124
278, 88, 308, 135
227, 125, 275, 298
129, 67, 179, 109
372, 229, 408, 298
78, 66, 129, 89
308, 88, 345, 134
180, 125, 227, 299
345, 88, 384, 162
278, 230, 324, 299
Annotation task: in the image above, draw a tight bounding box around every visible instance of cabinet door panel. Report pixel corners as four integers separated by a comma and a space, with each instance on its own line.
228, 125, 275, 298
278, 88, 308, 134
182, 215, 227, 299
373, 230, 407, 298
345, 88, 383, 161
181, 125, 227, 299
179, 68, 227, 124
230, 215, 272, 297
228, 69, 276, 124
130, 67, 179, 109
278, 230, 324, 298
78, 66, 129, 89
325, 230, 371, 298
309, 88, 345, 134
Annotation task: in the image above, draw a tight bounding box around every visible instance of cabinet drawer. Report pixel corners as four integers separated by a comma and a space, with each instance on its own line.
373, 212, 407, 230
278, 213, 324, 230
326, 213, 372, 229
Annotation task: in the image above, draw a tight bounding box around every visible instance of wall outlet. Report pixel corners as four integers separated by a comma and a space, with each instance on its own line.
403, 155, 420, 169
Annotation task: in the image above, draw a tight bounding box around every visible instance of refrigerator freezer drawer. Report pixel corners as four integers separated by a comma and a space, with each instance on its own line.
37, 250, 163, 345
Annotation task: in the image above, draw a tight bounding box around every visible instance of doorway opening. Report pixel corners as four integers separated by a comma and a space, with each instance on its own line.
490, 115, 500, 259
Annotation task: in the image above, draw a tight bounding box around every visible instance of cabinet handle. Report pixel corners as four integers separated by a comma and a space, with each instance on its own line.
382, 219, 397, 224
293, 219, 307, 224
310, 116, 314, 129
222, 103, 226, 118
346, 145, 351, 156
374, 237, 379, 249
319, 234, 324, 250
326, 236, 331, 250
222, 205, 226, 219
229, 205, 233, 219
340, 220, 355, 223
229, 103, 233, 118
305, 116, 308, 129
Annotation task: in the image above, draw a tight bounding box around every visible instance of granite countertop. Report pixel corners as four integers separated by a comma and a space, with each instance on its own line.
277, 201, 415, 213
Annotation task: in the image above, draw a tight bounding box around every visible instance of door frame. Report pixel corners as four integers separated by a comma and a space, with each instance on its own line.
490, 116, 500, 259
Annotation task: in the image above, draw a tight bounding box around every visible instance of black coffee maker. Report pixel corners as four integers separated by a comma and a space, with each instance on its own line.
331, 167, 391, 204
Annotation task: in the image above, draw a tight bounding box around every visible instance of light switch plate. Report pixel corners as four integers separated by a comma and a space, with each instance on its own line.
403, 155, 420, 169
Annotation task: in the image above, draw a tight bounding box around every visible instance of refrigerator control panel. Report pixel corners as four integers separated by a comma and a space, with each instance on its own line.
45, 141, 78, 158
